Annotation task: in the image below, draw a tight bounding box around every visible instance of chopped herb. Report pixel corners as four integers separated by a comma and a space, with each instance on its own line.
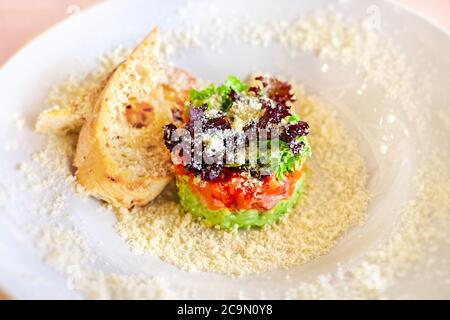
189, 84, 216, 107
285, 114, 300, 124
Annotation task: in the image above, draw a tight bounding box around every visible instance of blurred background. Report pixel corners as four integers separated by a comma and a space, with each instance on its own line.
1, 0, 449, 65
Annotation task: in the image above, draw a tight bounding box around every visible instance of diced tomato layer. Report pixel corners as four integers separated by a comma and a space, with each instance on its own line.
176, 165, 304, 211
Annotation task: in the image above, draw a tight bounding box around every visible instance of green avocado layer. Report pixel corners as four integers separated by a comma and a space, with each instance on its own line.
176, 175, 305, 231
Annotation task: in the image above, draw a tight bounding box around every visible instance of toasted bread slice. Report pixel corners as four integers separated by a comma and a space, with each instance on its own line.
74, 28, 178, 208
36, 66, 198, 136
35, 74, 110, 135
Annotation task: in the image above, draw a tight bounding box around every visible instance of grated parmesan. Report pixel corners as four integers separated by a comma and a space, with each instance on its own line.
115, 93, 369, 275
17, 5, 450, 299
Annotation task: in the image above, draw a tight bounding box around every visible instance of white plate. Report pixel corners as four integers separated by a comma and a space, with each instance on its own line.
0, 0, 449, 299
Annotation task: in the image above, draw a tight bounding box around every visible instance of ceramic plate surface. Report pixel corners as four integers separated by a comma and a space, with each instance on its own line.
0, 0, 449, 299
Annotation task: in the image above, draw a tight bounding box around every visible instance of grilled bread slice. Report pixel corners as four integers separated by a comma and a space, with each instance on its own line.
73, 28, 179, 208
35, 73, 110, 135
36, 66, 198, 136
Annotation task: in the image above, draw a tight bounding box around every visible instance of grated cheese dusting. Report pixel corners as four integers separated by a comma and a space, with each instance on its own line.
36, 225, 94, 274
287, 154, 450, 299
18, 136, 174, 299
15, 6, 449, 299
73, 272, 171, 300
228, 97, 265, 131
202, 132, 226, 157
115, 93, 370, 275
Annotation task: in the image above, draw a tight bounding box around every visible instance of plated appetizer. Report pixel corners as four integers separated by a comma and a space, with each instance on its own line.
164, 75, 312, 230
36, 27, 311, 231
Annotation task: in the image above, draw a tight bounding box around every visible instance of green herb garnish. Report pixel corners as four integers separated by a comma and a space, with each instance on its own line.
272, 137, 312, 180
189, 75, 248, 110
